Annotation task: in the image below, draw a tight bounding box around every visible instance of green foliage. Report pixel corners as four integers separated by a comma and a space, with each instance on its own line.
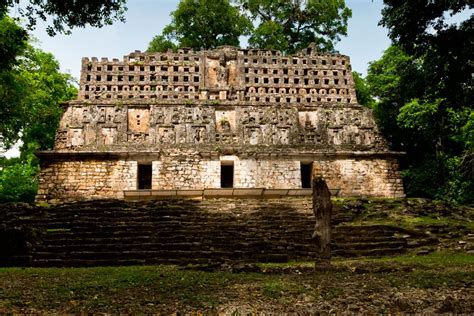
146, 34, 177, 53
380, 0, 473, 109
0, 0, 127, 36
366, 46, 423, 103
239, 0, 352, 53
0, 15, 28, 70
147, 0, 351, 53
0, 16, 29, 146
462, 111, 474, 150
367, 45, 473, 203
18, 46, 77, 154
367, 45, 423, 150
402, 155, 473, 203
1, 39, 77, 151
247, 19, 288, 52
0, 68, 28, 148
397, 99, 439, 137
380, 1, 472, 54
352, 72, 374, 108
261, 280, 287, 298
0, 18, 77, 202
159, 0, 252, 50
367, 1, 474, 204
0, 156, 39, 203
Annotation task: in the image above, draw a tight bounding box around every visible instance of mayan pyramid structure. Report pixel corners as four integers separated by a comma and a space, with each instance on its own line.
36, 46, 404, 202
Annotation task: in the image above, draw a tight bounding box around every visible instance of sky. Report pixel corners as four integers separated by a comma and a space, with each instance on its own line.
13, 0, 392, 79
4, 0, 392, 158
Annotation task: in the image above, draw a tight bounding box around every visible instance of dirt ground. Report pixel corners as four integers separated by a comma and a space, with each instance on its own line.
0, 253, 473, 314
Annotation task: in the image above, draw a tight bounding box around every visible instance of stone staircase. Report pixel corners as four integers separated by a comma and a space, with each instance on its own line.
1, 198, 434, 267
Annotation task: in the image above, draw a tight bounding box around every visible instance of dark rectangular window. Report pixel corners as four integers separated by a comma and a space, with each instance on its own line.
221, 163, 234, 188
301, 162, 313, 188
138, 164, 152, 189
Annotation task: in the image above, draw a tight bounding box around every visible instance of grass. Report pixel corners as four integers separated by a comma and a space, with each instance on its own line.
341, 215, 474, 232
383, 251, 474, 266
334, 197, 474, 231
0, 252, 473, 313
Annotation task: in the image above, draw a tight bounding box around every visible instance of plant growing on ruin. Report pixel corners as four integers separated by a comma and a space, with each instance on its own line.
147, 0, 352, 54
114, 100, 125, 108
148, 0, 252, 52
237, 0, 352, 53
147, 34, 177, 53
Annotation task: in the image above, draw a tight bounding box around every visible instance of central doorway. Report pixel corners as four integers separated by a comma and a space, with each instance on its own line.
301, 162, 313, 188
221, 162, 234, 188
137, 164, 152, 189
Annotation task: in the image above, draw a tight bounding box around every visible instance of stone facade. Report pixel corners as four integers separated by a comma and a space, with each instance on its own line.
36, 46, 404, 202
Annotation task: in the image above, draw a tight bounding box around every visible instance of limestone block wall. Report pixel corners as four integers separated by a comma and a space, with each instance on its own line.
152, 158, 220, 189
151, 156, 300, 190
78, 46, 357, 104
37, 159, 136, 203
312, 158, 404, 197
36, 154, 404, 202
234, 158, 258, 187
234, 159, 301, 188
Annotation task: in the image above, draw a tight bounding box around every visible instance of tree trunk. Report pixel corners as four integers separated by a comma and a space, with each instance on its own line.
312, 177, 332, 269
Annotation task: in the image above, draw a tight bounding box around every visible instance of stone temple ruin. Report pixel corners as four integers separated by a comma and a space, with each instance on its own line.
36, 46, 404, 202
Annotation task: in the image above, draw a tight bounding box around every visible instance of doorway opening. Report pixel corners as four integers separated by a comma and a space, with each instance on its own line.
301, 162, 313, 188
221, 162, 234, 188
137, 164, 152, 189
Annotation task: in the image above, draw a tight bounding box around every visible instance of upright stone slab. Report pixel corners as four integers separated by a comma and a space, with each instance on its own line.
312, 177, 332, 268
36, 46, 405, 203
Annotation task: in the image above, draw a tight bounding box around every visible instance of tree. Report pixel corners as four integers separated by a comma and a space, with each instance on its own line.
147, 34, 177, 53
0, 15, 28, 70
238, 0, 352, 53
0, 16, 30, 148
380, 0, 473, 109
1, 28, 76, 150
374, 1, 474, 203
0, 156, 39, 203
0, 2, 122, 202
367, 44, 473, 202
152, 0, 252, 51
0, 42, 76, 203
352, 72, 374, 108
366, 45, 426, 150
1, 1, 127, 73
1, 0, 127, 36
19, 45, 77, 155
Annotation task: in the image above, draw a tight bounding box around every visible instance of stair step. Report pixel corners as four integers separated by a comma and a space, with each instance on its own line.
333, 246, 406, 257
332, 235, 404, 242
34, 249, 235, 260
35, 242, 202, 252
2, 198, 435, 267
332, 240, 407, 250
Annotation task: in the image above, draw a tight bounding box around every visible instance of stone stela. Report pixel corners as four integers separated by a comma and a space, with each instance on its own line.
36, 46, 404, 203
